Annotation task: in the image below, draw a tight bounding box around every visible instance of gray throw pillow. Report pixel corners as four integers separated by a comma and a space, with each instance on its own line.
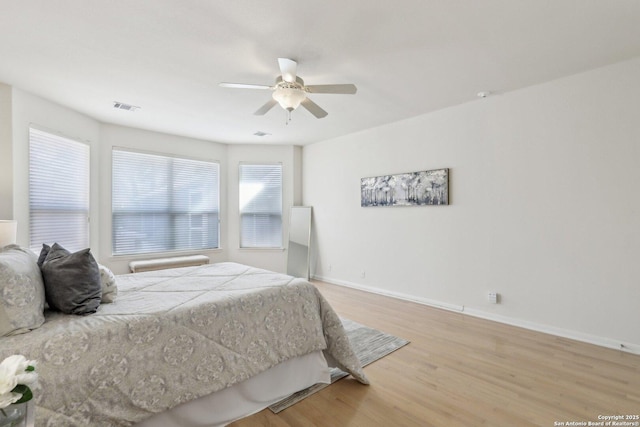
36, 243, 50, 267
41, 243, 102, 315
0, 245, 46, 336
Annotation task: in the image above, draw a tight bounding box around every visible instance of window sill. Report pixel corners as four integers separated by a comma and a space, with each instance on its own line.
109, 248, 223, 261
238, 247, 285, 252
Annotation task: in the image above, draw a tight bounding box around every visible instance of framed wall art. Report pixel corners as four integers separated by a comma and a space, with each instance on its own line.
361, 168, 449, 207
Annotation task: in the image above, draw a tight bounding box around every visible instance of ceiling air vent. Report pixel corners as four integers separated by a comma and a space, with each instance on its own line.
113, 101, 140, 111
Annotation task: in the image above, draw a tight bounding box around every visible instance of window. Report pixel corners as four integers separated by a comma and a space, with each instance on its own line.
239, 163, 282, 248
112, 149, 219, 255
29, 127, 90, 252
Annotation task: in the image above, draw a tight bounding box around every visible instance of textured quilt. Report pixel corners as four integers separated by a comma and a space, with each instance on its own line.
0, 262, 368, 426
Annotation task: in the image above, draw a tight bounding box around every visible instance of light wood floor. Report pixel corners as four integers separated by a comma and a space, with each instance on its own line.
231, 281, 640, 426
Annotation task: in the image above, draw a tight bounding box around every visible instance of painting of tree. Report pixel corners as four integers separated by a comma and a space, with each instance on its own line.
360, 168, 448, 207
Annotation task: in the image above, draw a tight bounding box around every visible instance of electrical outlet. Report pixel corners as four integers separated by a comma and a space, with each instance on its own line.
328, 264, 332, 272
360, 270, 366, 279
488, 292, 499, 304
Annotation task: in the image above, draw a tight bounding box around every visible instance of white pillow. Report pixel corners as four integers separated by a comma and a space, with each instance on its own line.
0, 245, 46, 336
98, 264, 118, 303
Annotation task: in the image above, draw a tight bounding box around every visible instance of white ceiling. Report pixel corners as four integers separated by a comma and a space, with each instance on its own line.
1, 0, 640, 145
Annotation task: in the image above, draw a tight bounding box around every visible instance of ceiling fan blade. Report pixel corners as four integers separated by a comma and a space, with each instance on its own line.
305, 84, 357, 94
219, 82, 272, 90
254, 99, 278, 115
278, 58, 297, 83
300, 98, 328, 118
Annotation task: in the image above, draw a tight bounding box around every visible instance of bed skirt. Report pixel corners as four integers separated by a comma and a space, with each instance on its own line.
135, 350, 330, 427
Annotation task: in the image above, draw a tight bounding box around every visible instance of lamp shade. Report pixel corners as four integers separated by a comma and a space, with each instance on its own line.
272, 86, 306, 111
0, 220, 17, 247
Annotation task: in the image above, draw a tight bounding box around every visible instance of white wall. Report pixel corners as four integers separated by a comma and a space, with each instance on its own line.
226, 144, 300, 273
303, 57, 640, 350
3, 88, 230, 273
0, 84, 12, 219
99, 124, 228, 274
0, 85, 301, 275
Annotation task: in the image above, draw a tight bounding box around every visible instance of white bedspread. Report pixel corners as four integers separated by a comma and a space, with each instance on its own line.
0, 262, 368, 426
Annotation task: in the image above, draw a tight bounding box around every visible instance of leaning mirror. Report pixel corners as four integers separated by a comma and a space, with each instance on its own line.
286, 206, 312, 280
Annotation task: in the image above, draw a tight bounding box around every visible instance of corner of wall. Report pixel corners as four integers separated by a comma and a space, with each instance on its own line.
0, 83, 13, 219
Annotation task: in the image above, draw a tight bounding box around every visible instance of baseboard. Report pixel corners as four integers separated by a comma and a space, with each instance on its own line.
313, 274, 640, 355
313, 274, 465, 312
462, 307, 640, 355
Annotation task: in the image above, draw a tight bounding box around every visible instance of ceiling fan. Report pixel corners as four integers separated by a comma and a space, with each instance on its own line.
219, 58, 357, 121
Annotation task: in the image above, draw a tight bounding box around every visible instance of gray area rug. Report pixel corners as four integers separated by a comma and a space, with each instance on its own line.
268, 318, 410, 413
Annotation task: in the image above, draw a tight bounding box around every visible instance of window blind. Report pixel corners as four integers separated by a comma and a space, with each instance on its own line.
112, 149, 219, 255
239, 163, 282, 248
29, 127, 90, 252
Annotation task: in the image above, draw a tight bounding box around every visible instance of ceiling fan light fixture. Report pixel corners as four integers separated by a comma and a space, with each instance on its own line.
272, 86, 306, 111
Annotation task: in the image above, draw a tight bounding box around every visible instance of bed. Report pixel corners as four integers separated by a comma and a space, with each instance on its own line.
0, 259, 368, 427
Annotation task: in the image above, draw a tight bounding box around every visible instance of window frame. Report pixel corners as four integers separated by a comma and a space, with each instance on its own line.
28, 125, 91, 253
111, 147, 221, 256
238, 162, 284, 249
